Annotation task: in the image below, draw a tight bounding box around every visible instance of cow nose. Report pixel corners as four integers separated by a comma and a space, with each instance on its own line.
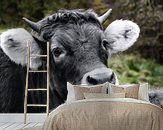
86, 72, 116, 85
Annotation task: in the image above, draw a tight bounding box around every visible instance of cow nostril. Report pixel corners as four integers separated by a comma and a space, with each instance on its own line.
149, 93, 156, 99
87, 76, 98, 85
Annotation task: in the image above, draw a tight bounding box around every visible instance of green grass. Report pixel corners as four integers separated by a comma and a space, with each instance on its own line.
108, 54, 163, 88
0, 28, 7, 33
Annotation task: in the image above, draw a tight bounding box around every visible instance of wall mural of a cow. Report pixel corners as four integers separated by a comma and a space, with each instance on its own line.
0, 9, 140, 113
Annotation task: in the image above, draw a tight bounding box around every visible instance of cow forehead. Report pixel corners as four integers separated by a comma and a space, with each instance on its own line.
50, 23, 103, 49
39, 10, 103, 41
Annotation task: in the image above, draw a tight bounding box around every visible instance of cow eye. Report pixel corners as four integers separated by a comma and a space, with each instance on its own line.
53, 48, 63, 57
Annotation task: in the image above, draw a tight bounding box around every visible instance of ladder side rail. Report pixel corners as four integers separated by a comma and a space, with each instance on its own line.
24, 40, 31, 124
46, 42, 50, 115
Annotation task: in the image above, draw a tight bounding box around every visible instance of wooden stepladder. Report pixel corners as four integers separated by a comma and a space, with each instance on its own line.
24, 40, 50, 124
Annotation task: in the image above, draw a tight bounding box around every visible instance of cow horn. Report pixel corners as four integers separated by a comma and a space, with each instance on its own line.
98, 9, 112, 24
22, 17, 40, 32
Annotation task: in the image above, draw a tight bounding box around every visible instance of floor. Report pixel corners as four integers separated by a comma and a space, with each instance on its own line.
0, 114, 46, 130
0, 122, 43, 130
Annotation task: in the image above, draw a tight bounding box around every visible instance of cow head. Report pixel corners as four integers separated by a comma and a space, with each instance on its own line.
21, 9, 140, 86
0, 9, 140, 105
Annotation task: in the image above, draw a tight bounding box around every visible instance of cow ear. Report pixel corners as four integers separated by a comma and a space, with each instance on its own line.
0, 28, 42, 69
104, 20, 140, 54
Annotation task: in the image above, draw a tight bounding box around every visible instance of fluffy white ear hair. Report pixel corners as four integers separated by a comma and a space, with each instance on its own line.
0, 28, 42, 69
104, 20, 140, 54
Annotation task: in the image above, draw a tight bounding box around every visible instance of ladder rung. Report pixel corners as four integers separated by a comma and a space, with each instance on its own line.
28, 88, 47, 91
29, 70, 47, 73
27, 104, 47, 107
30, 55, 47, 58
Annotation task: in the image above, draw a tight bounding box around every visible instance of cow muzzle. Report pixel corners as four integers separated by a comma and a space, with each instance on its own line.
81, 68, 118, 85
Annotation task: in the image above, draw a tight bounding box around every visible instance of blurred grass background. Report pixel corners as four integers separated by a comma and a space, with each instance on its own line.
108, 54, 163, 88
0, 0, 163, 88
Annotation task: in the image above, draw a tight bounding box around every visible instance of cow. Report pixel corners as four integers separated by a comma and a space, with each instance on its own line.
149, 89, 163, 108
0, 9, 140, 113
